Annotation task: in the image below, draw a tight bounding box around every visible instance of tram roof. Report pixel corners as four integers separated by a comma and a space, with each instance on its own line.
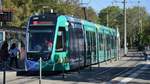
30, 14, 117, 35
65, 15, 116, 30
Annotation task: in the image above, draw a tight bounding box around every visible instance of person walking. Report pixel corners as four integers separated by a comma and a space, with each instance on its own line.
9, 43, 20, 68
0, 41, 9, 70
143, 45, 148, 61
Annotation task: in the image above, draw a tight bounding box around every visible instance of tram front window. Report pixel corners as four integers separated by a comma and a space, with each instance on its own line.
28, 31, 54, 52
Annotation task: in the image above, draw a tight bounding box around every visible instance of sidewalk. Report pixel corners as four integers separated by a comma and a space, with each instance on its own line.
111, 61, 150, 84
111, 51, 150, 84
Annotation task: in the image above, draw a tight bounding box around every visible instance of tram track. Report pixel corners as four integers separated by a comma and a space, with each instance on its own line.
95, 60, 138, 76
4, 58, 131, 82
0, 52, 144, 84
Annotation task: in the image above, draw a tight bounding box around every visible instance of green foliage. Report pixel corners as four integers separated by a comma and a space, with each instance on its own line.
86, 7, 98, 22
3, 0, 33, 27
98, 6, 150, 48
98, 6, 122, 27
2, 0, 97, 27
98, 6, 124, 46
142, 16, 150, 45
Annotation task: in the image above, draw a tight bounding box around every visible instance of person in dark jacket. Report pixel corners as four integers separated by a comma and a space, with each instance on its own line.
143, 47, 148, 61
0, 41, 9, 69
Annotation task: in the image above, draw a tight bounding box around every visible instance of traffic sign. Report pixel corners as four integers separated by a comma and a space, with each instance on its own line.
0, 12, 12, 22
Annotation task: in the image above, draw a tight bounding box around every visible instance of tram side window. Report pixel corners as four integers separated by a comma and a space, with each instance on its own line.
86, 31, 91, 56
92, 32, 96, 52
111, 36, 113, 49
56, 27, 66, 51
109, 36, 111, 49
112, 36, 115, 49
91, 32, 96, 61
76, 28, 84, 54
99, 33, 103, 50
108, 35, 111, 49
106, 35, 110, 50
114, 36, 117, 49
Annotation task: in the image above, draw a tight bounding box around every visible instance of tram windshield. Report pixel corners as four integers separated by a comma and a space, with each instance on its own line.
28, 26, 54, 52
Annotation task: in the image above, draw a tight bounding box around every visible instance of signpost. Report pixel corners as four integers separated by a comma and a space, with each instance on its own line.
0, 12, 12, 22
39, 57, 42, 84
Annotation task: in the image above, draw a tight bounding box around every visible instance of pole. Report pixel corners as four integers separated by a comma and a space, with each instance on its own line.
138, 0, 141, 46
62, 59, 65, 78
80, 0, 88, 20
116, 27, 119, 60
138, 0, 142, 33
39, 57, 42, 84
97, 34, 100, 67
0, 0, 2, 27
83, 7, 87, 20
3, 62, 6, 84
1, 0, 6, 78
123, 0, 127, 56
106, 11, 109, 27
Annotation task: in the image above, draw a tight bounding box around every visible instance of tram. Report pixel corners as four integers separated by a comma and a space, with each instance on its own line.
25, 13, 120, 71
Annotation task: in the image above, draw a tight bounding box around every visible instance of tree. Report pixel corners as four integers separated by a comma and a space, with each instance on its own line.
3, 0, 98, 27
142, 16, 150, 46
3, 0, 33, 27
86, 7, 98, 22
98, 6, 122, 27
98, 6, 150, 48
126, 7, 149, 48
98, 6, 124, 47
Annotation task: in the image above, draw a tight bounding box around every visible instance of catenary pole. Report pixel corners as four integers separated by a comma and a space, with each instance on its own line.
123, 0, 127, 56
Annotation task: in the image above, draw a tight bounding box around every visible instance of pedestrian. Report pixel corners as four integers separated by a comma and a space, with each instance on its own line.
9, 43, 20, 68
143, 45, 148, 61
0, 41, 9, 70
143, 51, 148, 61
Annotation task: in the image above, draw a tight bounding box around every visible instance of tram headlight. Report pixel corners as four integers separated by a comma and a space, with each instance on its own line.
56, 57, 69, 64
56, 58, 62, 63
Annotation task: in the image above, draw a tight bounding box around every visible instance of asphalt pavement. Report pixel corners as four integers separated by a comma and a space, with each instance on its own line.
0, 51, 150, 84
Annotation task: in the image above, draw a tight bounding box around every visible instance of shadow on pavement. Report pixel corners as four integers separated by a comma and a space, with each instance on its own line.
42, 63, 150, 83
111, 63, 150, 84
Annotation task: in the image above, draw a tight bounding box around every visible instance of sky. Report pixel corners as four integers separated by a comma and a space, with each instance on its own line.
84, 0, 150, 14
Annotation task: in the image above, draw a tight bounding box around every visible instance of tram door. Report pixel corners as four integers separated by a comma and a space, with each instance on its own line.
68, 22, 85, 69
91, 32, 96, 64
85, 31, 91, 66
85, 31, 97, 65
103, 33, 107, 62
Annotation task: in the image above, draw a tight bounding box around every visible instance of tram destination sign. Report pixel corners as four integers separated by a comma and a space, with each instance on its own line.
30, 13, 57, 26
31, 21, 55, 26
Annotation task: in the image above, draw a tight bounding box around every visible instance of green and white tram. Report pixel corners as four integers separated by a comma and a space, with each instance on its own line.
25, 13, 120, 71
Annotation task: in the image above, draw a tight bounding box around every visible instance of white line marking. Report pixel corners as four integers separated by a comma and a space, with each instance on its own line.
119, 61, 150, 83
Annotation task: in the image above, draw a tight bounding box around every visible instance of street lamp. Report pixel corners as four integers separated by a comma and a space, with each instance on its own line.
80, 0, 90, 20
